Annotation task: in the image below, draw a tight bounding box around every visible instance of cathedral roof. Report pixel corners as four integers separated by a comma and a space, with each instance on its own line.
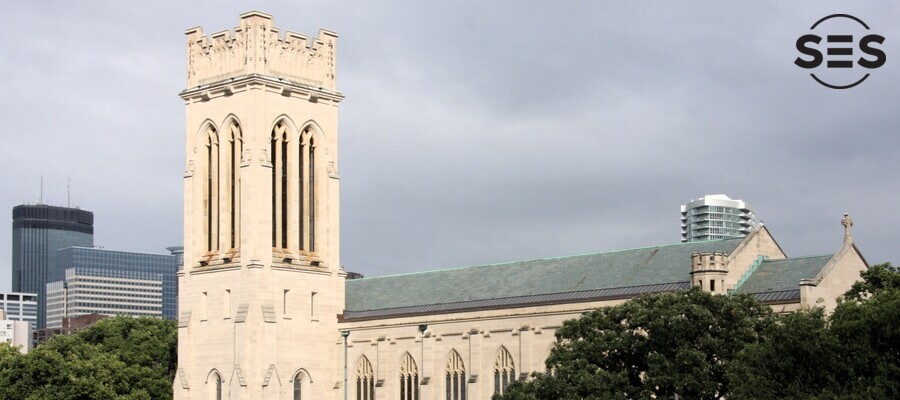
344, 238, 745, 321
732, 254, 834, 302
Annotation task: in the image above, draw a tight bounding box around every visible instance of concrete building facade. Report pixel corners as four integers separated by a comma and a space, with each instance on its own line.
0, 292, 38, 330
54, 246, 178, 320
0, 309, 32, 354
45, 267, 164, 328
12, 204, 93, 328
174, 13, 870, 400
681, 194, 758, 242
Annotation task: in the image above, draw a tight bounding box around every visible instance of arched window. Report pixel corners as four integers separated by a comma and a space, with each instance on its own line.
210, 371, 223, 400
445, 350, 466, 400
494, 347, 516, 396
356, 356, 375, 400
307, 133, 316, 252
223, 122, 242, 250
293, 371, 303, 400
298, 127, 316, 252
204, 126, 219, 253
400, 352, 418, 400
271, 123, 289, 249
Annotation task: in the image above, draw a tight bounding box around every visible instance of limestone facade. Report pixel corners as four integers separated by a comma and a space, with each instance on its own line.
175, 12, 870, 400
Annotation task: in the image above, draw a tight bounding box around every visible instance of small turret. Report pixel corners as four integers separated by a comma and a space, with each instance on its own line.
690, 251, 728, 294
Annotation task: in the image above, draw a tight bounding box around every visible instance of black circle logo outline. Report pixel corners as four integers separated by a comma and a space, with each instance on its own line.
806, 14, 874, 89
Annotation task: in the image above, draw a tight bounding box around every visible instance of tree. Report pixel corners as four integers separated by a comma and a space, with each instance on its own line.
727, 308, 847, 399
0, 316, 177, 400
829, 263, 900, 398
728, 262, 900, 400
499, 287, 772, 400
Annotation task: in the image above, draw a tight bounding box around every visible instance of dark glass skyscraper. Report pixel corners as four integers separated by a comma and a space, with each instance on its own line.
12, 205, 94, 328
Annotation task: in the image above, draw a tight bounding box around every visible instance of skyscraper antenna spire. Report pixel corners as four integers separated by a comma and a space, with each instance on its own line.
40, 175, 43, 205
67, 176, 71, 207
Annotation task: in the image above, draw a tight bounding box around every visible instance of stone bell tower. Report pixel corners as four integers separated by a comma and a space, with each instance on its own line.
175, 11, 345, 399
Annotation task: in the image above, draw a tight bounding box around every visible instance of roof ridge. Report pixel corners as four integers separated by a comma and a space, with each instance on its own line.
349, 238, 744, 282
761, 253, 835, 263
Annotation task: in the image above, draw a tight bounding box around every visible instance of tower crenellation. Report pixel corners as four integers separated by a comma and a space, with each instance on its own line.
185, 11, 337, 90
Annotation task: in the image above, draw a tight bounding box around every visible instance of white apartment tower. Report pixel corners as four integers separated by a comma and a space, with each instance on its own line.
681, 194, 759, 242
175, 12, 344, 399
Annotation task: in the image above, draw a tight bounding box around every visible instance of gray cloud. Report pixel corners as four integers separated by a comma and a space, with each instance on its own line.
1, 1, 897, 289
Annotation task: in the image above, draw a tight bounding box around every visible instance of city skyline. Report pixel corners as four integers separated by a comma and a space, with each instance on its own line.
2, 1, 899, 292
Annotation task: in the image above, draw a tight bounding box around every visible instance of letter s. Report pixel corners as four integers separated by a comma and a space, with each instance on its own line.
795, 34, 823, 68
858, 35, 886, 69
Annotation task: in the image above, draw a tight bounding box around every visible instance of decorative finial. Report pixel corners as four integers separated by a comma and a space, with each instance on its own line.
841, 213, 853, 244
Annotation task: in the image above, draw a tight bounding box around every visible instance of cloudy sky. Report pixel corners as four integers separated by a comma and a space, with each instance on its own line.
1, 1, 898, 290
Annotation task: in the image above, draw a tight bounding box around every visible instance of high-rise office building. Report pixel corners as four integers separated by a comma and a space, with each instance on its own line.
46, 267, 163, 328
681, 194, 758, 242
12, 205, 93, 328
0, 292, 38, 330
52, 246, 178, 321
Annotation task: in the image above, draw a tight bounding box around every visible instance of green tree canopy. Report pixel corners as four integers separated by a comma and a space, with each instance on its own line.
499, 287, 772, 400
0, 316, 177, 400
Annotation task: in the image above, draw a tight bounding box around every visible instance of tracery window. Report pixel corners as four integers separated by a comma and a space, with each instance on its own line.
356, 356, 375, 400
400, 352, 419, 400
270, 122, 319, 254
445, 350, 466, 400
493, 346, 516, 396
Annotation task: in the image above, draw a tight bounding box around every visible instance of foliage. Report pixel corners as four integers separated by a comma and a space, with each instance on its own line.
0, 316, 177, 400
828, 263, 900, 398
727, 308, 847, 399
500, 287, 772, 400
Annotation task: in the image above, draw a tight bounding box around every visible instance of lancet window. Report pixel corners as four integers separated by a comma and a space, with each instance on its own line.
445, 350, 466, 400
222, 122, 242, 250
493, 346, 516, 396
400, 352, 419, 400
356, 356, 375, 400
271, 123, 289, 248
203, 126, 219, 253
293, 371, 303, 400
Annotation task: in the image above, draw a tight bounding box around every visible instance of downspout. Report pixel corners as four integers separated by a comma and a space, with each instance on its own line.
341, 330, 350, 400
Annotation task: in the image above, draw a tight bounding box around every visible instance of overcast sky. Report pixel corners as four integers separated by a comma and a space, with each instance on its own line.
1, 1, 898, 291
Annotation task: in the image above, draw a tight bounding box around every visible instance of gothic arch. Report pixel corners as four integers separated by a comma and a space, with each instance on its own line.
271, 115, 300, 141
493, 346, 516, 396
356, 355, 375, 400
445, 349, 466, 400
291, 368, 311, 400
205, 368, 224, 383
298, 119, 325, 142
399, 352, 418, 400
292, 367, 313, 383
193, 119, 219, 153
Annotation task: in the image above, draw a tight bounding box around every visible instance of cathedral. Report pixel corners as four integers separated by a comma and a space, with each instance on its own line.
174, 12, 869, 400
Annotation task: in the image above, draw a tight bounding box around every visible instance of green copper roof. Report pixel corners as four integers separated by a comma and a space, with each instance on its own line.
346, 238, 745, 313
732, 254, 834, 295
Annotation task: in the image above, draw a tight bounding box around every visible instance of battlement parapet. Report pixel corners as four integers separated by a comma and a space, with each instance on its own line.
690, 251, 728, 274
185, 11, 337, 90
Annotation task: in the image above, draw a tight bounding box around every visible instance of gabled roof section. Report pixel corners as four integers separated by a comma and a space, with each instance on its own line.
345, 238, 745, 317
732, 254, 834, 295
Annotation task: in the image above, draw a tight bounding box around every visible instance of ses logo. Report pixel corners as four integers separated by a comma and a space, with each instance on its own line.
795, 14, 886, 89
